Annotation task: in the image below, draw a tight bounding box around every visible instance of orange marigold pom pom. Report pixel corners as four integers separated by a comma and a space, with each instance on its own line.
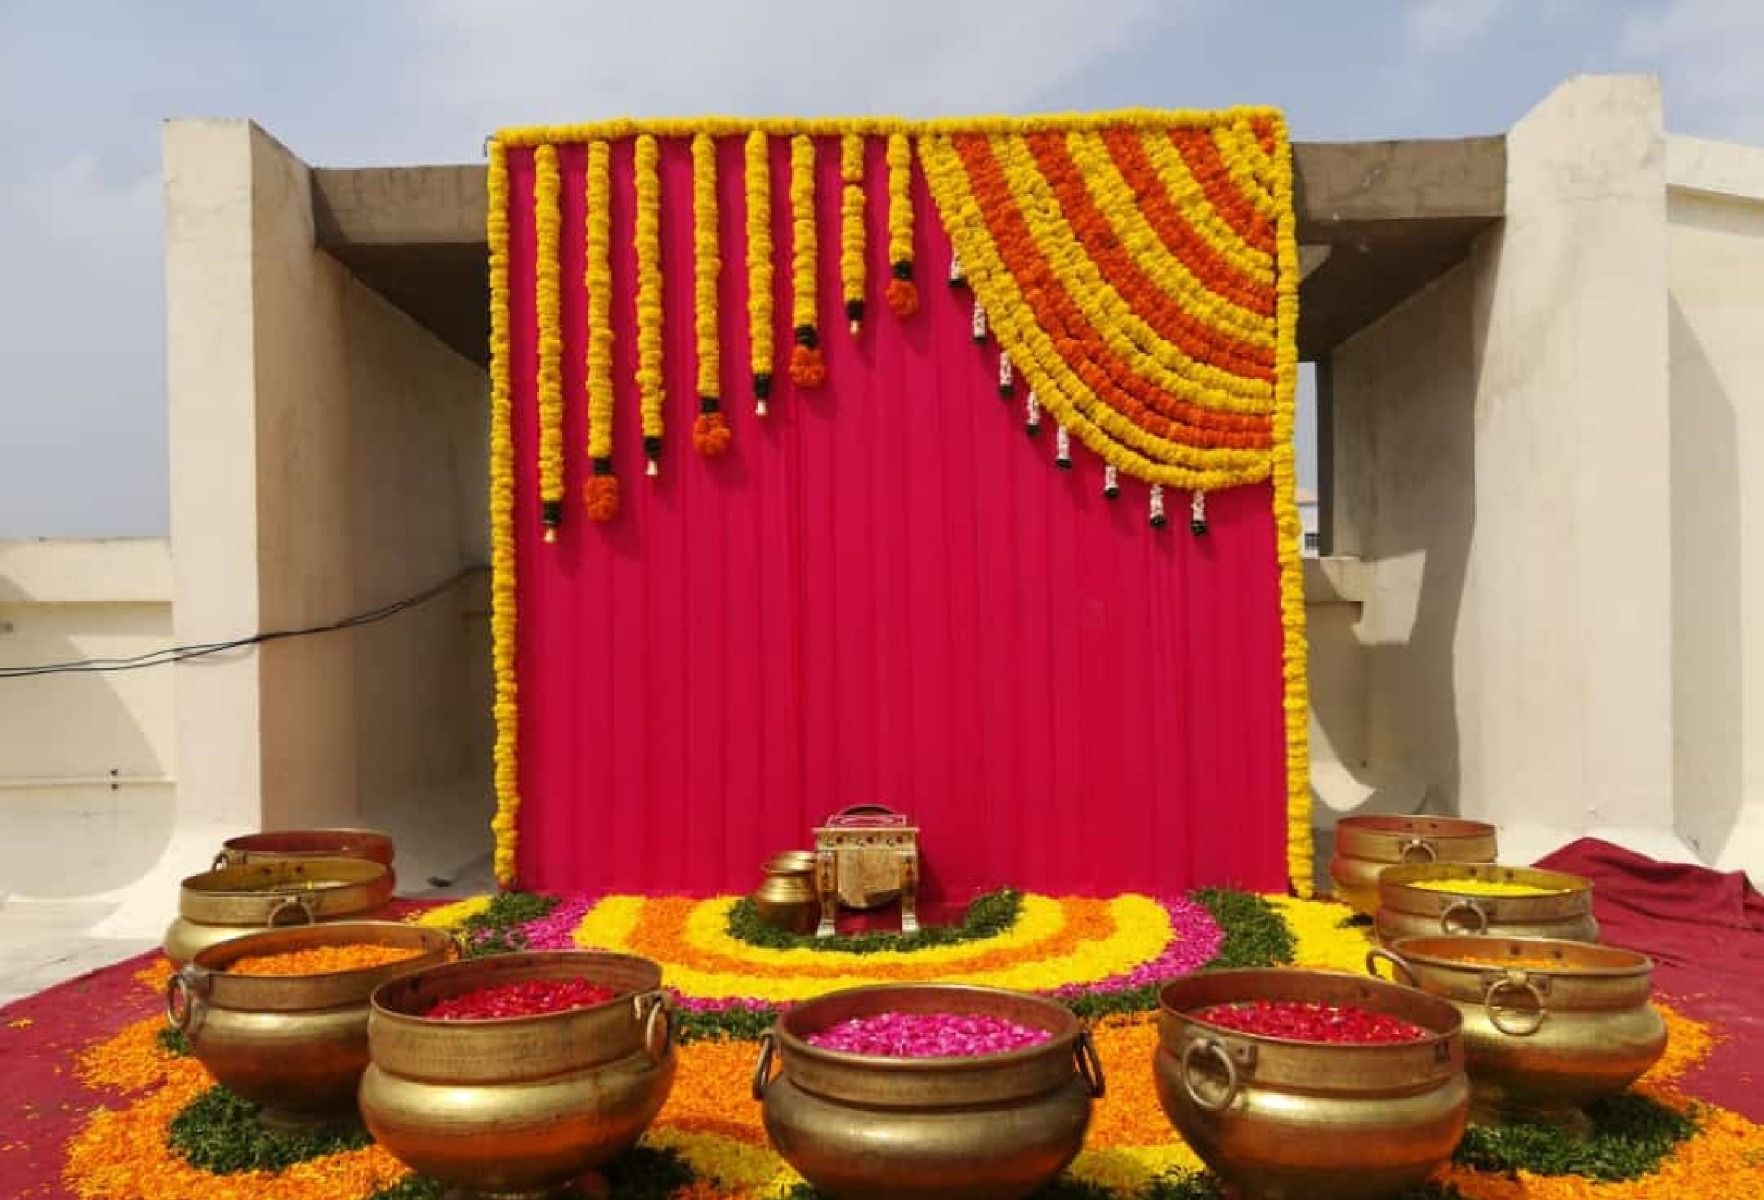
886, 277, 920, 318
789, 344, 826, 389
585, 475, 620, 522
693, 411, 732, 456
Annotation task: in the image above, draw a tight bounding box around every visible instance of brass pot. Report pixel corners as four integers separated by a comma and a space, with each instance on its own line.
164, 858, 396, 965
1376, 864, 1598, 945
361, 951, 676, 1199
213, 828, 397, 889
1155, 969, 1468, 1200
1369, 936, 1666, 1131
754, 851, 820, 935
167, 921, 454, 1126
753, 983, 1105, 1200
1329, 815, 1497, 915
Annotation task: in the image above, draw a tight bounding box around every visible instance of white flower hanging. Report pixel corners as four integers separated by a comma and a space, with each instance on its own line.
1055, 425, 1072, 469
1149, 483, 1167, 527
1025, 389, 1042, 435
1103, 464, 1120, 499
971, 299, 988, 342
998, 350, 1014, 396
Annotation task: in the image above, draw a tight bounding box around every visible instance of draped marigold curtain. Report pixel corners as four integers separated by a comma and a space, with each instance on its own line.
491, 117, 1306, 901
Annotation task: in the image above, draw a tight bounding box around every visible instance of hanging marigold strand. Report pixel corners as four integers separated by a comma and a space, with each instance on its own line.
745, 131, 775, 415
841, 134, 866, 335
788, 134, 825, 388
691, 133, 730, 457
885, 133, 918, 316
635, 133, 665, 476
486, 138, 520, 884
584, 139, 618, 521
533, 144, 564, 541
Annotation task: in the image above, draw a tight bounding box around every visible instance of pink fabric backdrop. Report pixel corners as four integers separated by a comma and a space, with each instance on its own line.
505, 137, 1290, 900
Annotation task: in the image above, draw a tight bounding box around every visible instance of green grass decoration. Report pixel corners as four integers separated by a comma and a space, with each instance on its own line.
727, 889, 1022, 954
456, 891, 562, 956
365, 1178, 445, 1200
1453, 1094, 1698, 1181
167, 1086, 370, 1174
1193, 888, 1297, 970
156, 1026, 190, 1057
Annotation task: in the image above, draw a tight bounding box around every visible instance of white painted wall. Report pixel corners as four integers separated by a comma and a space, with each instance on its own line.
0, 539, 177, 897
1665, 135, 1764, 876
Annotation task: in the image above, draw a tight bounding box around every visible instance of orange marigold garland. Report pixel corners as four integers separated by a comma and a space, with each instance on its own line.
584, 139, 618, 521
486, 137, 520, 884
840, 134, 866, 335
787, 134, 825, 388
533, 144, 565, 541
691, 133, 731, 457
885, 132, 919, 317
744, 131, 775, 415
635, 133, 666, 476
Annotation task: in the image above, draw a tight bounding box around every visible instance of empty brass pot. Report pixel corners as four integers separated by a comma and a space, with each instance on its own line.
167, 921, 454, 1127
752, 983, 1105, 1200
1370, 936, 1666, 1131
213, 828, 397, 889
1155, 969, 1468, 1200
163, 858, 396, 965
1329, 815, 1498, 916
1376, 864, 1598, 945
361, 951, 676, 1199
754, 851, 820, 935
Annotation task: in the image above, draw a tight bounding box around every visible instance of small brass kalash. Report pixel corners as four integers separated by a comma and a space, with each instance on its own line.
163, 857, 396, 965
361, 951, 676, 1199
1370, 936, 1667, 1134
752, 983, 1105, 1200
1155, 969, 1469, 1200
212, 828, 397, 889
753, 850, 820, 934
167, 921, 454, 1128
1376, 864, 1598, 944
1329, 814, 1498, 916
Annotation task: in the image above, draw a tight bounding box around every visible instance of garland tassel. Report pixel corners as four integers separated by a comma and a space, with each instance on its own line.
584, 139, 618, 521
788, 134, 825, 388
692, 133, 730, 456
745, 131, 774, 415
885, 133, 918, 317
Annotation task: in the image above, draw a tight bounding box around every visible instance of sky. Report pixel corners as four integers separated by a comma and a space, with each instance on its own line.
2, 0, 1761, 536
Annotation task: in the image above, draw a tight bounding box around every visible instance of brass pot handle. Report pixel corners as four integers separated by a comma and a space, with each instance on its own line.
267, 895, 317, 928
1181, 1037, 1240, 1113
211, 851, 231, 872
165, 966, 210, 1033
1485, 975, 1548, 1037
445, 931, 470, 962
638, 992, 675, 1064
1366, 947, 1418, 986
751, 1030, 778, 1101
1439, 898, 1489, 935
1399, 838, 1437, 864
1074, 1029, 1107, 1098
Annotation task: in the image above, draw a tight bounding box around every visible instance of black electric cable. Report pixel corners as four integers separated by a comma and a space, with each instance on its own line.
0, 564, 488, 678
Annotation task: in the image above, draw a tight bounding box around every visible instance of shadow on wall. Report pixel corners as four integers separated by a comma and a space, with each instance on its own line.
1312, 240, 1484, 838
1667, 293, 1742, 864
0, 589, 177, 898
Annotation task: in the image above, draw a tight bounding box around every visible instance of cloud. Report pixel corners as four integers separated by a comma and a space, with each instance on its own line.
418, 0, 1165, 126
0, 157, 167, 535
1622, 0, 1764, 141
1403, 0, 1509, 54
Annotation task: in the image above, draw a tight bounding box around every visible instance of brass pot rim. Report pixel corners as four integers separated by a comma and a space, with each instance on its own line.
180, 856, 389, 894
1378, 864, 1592, 917
184, 921, 455, 1011
1158, 967, 1463, 1050
1335, 814, 1497, 841
219, 828, 395, 863
1383, 935, 1652, 977
370, 949, 663, 1026
764, 851, 818, 871
774, 982, 1081, 1070
177, 858, 394, 925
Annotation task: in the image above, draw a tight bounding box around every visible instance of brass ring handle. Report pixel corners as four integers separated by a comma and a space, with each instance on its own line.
1485, 975, 1548, 1037
1180, 1037, 1240, 1114
640, 992, 675, 1064
211, 852, 231, 872
445, 931, 469, 962
1366, 947, 1418, 987
1074, 1029, 1107, 1098
751, 1030, 778, 1101
165, 966, 210, 1033
1439, 898, 1489, 935
1399, 838, 1437, 864
267, 895, 316, 928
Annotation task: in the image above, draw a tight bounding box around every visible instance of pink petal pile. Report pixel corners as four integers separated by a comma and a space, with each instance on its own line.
806, 1011, 1052, 1058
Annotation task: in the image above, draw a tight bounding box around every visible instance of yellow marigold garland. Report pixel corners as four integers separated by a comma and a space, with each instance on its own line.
584, 139, 618, 521
787, 134, 824, 388
840, 134, 866, 334
533, 144, 565, 541
635, 133, 665, 476
691, 133, 730, 456
1266, 115, 1313, 895
885, 132, 918, 317
486, 138, 520, 886
744, 131, 774, 414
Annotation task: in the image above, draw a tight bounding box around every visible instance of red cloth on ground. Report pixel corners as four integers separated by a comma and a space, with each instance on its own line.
1534, 838, 1764, 1118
